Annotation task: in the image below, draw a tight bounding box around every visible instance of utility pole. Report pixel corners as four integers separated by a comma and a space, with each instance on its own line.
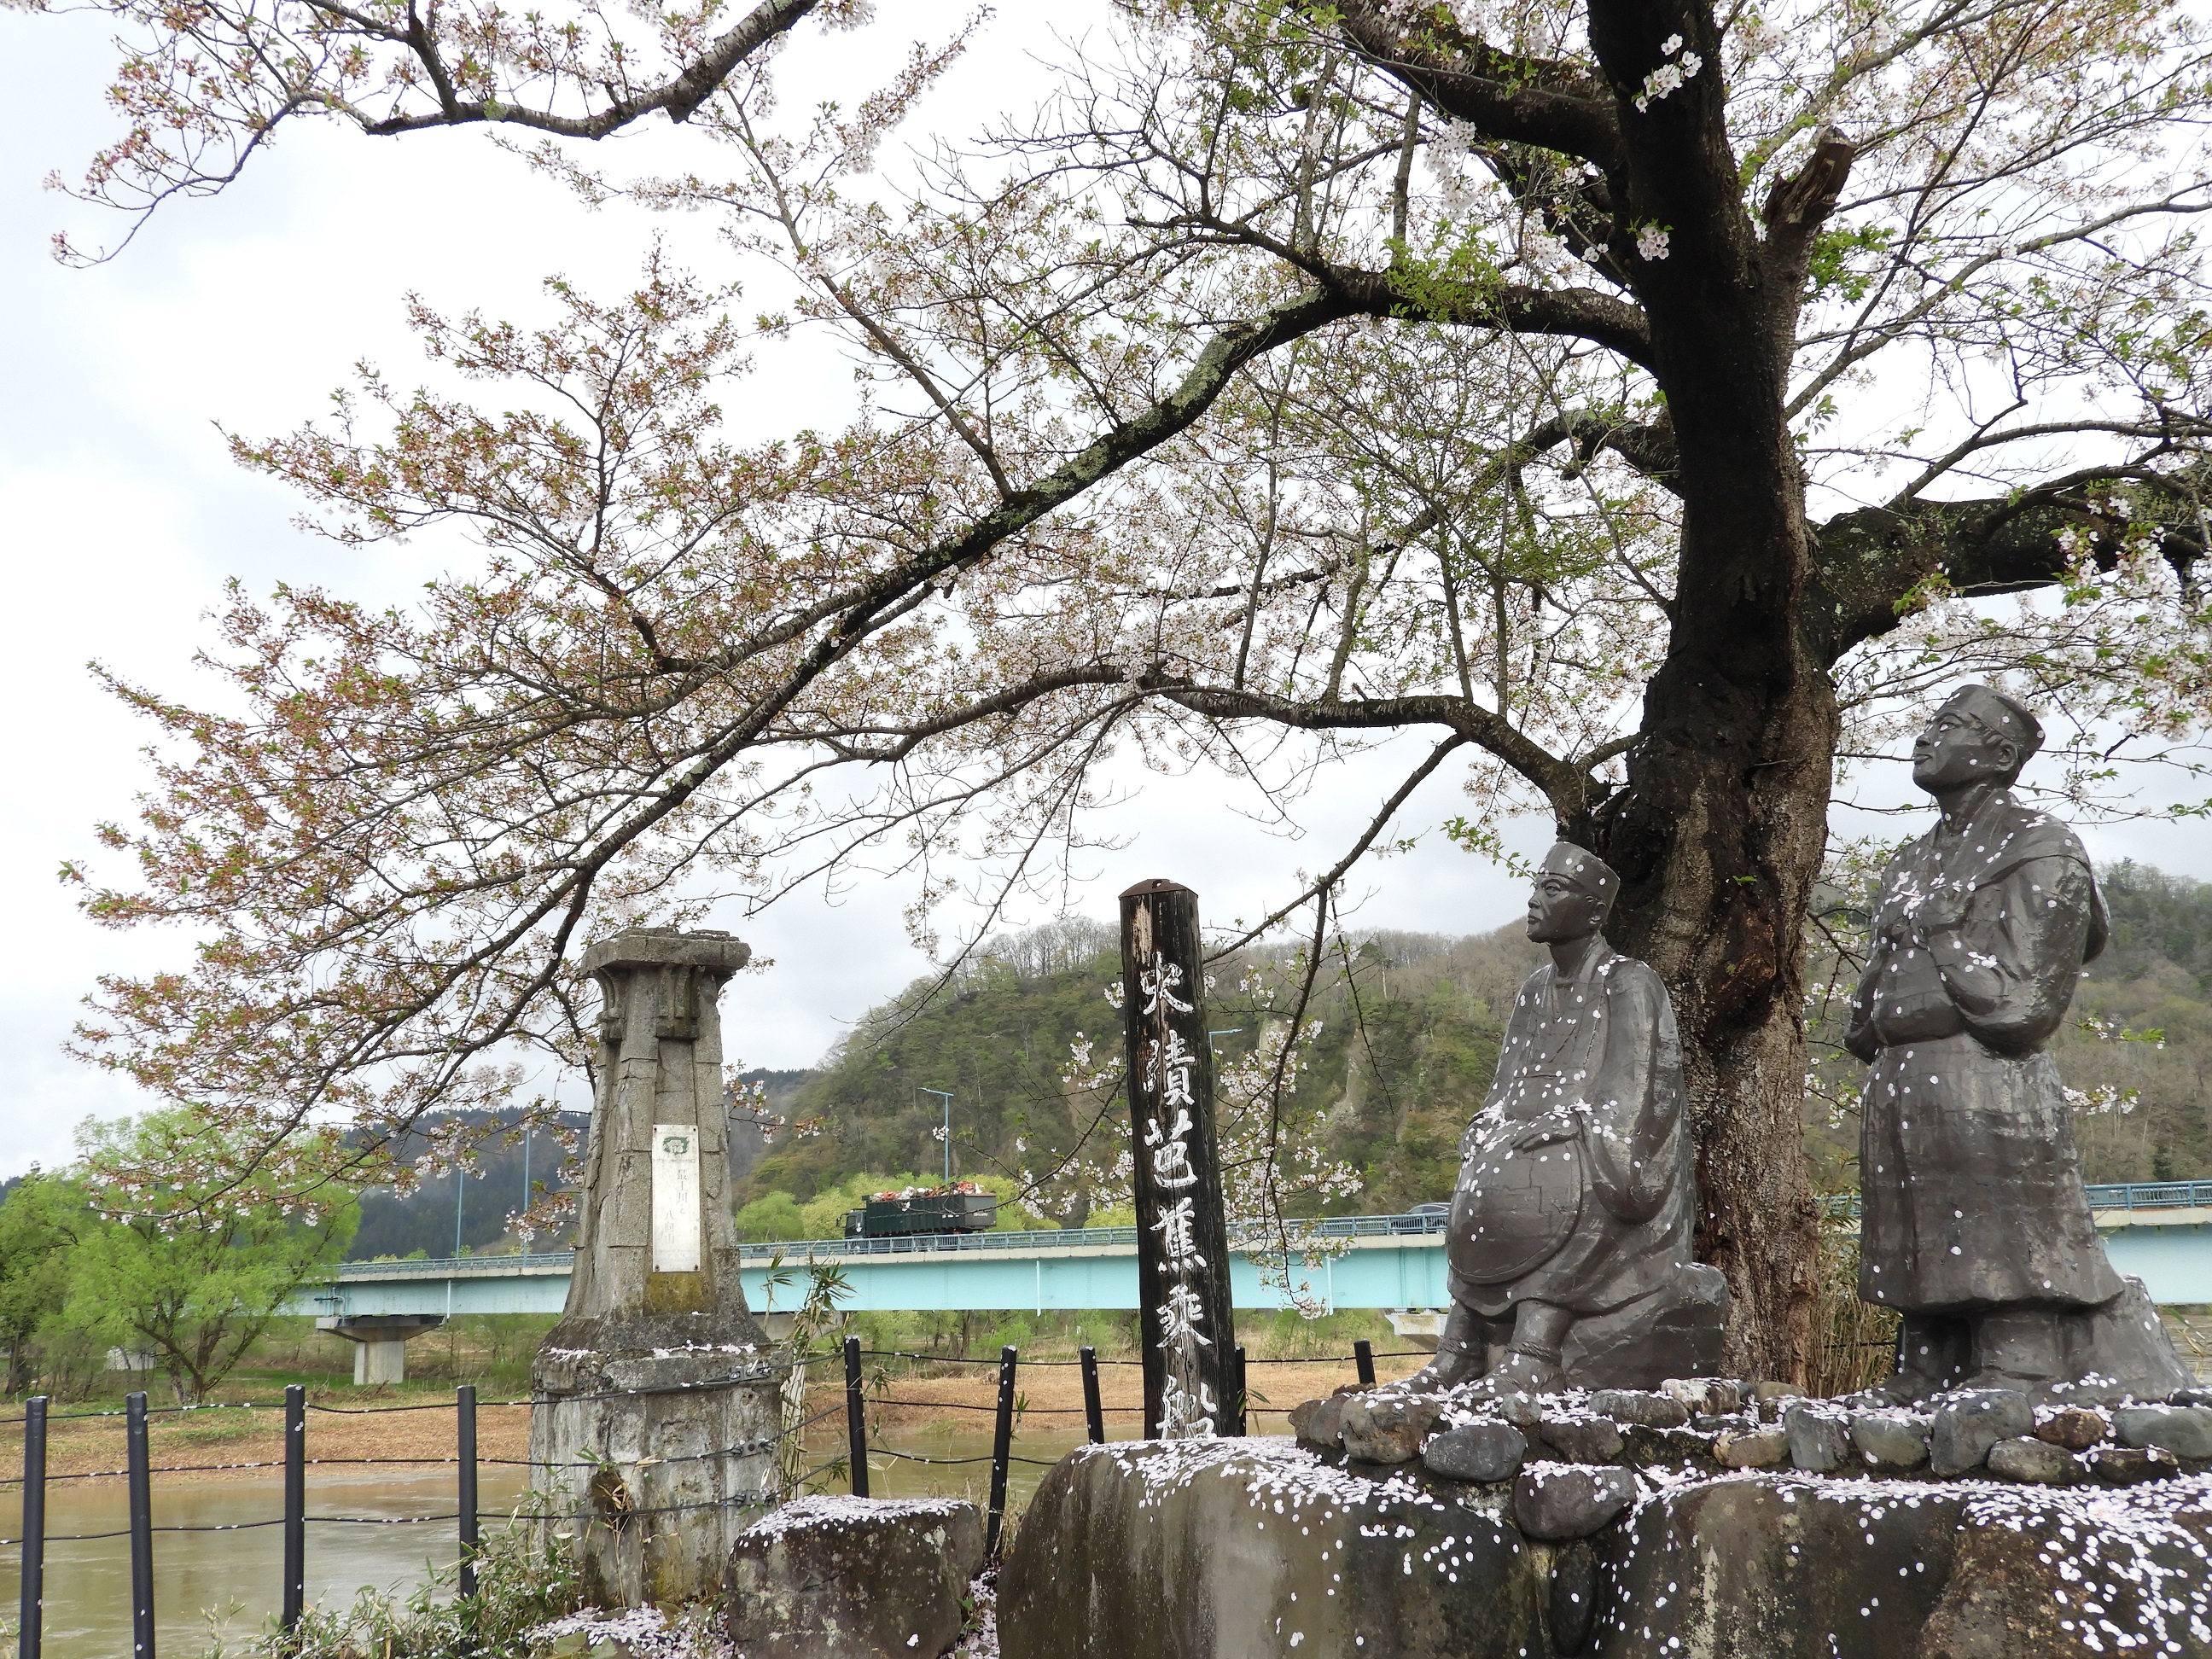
920, 1088, 953, 1184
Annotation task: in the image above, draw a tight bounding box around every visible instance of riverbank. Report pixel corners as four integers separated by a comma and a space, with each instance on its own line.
857, 1350, 1425, 1433
0, 1393, 533, 1486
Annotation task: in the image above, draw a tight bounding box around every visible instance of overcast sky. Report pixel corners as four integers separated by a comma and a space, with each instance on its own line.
2, 6, 2205, 1177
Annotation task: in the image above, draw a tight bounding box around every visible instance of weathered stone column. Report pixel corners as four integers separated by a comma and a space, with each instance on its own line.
531, 927, 778, 1607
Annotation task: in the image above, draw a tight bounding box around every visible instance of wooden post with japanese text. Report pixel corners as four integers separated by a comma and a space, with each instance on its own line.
1120, 878, 1238, 1438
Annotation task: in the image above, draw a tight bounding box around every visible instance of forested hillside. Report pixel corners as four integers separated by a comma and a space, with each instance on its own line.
734, 915, 1548, 1227
740, 861, 2212, 1237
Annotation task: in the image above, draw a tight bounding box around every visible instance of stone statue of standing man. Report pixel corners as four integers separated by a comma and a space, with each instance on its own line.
1848, 684, 2185, 1401
1407, 841, 1726, 1394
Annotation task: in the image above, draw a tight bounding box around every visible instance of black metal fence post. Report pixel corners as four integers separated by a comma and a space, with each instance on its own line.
986, 1345, 1018, 1559
1232, 1345, 1249, 1436
126, 1389, 154, 1659
1079, 1346, 1104, 1445
457, 1383, 479, 1598
843, 1336, 869, 1498
20, 1394, 45, 1659
282, 1384, 305, 1630
1353, 1339, 1377, 1387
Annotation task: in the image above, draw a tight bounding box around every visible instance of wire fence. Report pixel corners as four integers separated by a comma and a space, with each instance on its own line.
5, 1336, 1420, 1654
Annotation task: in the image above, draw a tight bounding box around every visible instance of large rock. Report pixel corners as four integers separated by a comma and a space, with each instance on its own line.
1982, 1435, 2081, 1486
1339, 1394, 1441, 1464
1423, 1420, 1528, 1484
1512, 1464, 1635, 1540
1848, 1412, 1930, 1470
1007, 1441, 2212, 1659
1542, 1415, 1626, 1464
1918, 1479, 2212, 1657
1929, 1389, 2033, 1476
2114, 1403, 2212, 1460
725, 1496, 985, 1658
1599, 1474, 1968, 1656
1784, 1405, 1849, 1473
999, 1440, 1551, 1658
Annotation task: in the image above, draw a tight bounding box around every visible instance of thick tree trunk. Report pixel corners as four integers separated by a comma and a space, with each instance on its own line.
1586, 390, 1835, 1380
1586, 672, 1832, 1383
1566, 1, 1836, 1381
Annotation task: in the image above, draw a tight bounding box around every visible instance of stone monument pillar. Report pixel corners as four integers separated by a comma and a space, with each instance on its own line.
531, 927, 778, 1606
1118, 878, 1238, 1439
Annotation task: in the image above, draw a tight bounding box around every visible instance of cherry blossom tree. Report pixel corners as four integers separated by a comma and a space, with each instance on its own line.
38, 0, 2212, 1376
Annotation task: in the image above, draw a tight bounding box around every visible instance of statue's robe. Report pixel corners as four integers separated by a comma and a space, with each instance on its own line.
1846, 788, 2121, 1313
1447, 945, 1696, 1317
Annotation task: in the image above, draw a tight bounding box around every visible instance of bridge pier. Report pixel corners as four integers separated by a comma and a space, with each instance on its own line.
317, 1313, 445, 1384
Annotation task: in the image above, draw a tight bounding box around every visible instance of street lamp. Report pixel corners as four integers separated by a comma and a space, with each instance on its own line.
920, 1088, 954, 1185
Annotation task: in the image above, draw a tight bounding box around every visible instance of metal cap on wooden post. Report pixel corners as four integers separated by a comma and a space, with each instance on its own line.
1120, 879, 1237, 1439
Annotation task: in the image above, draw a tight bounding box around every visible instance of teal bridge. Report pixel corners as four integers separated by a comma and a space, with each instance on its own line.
297, 1186, 2212, 1320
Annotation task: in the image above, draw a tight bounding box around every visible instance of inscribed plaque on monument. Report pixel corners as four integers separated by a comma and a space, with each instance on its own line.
651, 1123, 702, 1272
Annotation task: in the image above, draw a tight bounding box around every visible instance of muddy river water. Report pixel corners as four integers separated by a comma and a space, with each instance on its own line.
0, 1425, 1095, 1656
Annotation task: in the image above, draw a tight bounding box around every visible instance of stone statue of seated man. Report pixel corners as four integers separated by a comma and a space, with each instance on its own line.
1405, 841, 1726, 1395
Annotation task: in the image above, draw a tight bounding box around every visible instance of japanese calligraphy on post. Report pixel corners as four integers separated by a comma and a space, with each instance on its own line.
1119, 878, 1238, 1439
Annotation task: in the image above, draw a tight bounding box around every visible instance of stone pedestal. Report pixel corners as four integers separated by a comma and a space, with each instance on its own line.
531, 928, 778, 1608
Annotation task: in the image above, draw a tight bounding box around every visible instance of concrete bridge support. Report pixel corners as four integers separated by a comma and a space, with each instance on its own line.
317, 1313, 445, 1384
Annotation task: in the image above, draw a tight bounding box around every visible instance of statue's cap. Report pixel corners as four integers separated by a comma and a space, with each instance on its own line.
1540, 841, 1620, 904
1939, 684, 2044, 759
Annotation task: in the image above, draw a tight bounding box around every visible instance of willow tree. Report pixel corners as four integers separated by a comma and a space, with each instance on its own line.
43, 0, 2212, 1376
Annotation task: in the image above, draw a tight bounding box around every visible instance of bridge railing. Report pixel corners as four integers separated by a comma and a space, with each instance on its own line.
311, 1212, 1453, 1281
1818, 1180, 2212, 1220
329, 1250, 579, 1279
735, 1209, 1452, 1260
323, 1185, 2212, 1281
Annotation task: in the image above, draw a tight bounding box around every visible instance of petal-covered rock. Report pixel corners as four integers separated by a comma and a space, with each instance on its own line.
1423, 1419, 1528, 1484
1511, 1463, 1636, 1540
1983, 1435, 2081, 1486
1930, 1389, 2033, 1476
1339, 1393, 1443, 1464
999, 1441, 1549, 1659
725, 1495, 985, 1659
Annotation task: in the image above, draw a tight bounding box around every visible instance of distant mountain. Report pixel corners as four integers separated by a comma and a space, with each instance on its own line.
346, 860, 2212, 1254
743, 861, 2212, 1227
734, 920, 1545, 1222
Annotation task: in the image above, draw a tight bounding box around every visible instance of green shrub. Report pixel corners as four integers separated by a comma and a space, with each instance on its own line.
226, 1518, 585, 1657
